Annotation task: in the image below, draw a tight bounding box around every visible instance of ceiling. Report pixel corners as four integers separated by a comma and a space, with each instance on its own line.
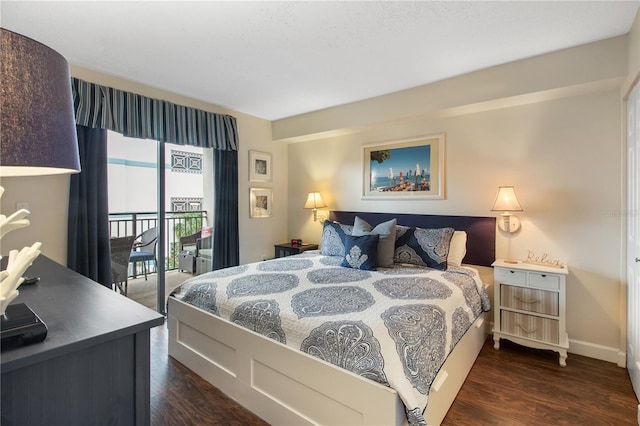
2, 1, 639, 121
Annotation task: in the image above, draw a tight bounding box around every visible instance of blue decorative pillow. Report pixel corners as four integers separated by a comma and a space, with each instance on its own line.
320, 221, 353, 257
394, 227, 454, 270
352, 217, 397, 267
341, 234, 379, 271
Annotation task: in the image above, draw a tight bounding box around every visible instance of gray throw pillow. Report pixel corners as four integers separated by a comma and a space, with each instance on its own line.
352, 217, 397, 267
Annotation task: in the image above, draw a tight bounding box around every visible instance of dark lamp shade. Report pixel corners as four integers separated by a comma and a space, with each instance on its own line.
0, 28, 80, 177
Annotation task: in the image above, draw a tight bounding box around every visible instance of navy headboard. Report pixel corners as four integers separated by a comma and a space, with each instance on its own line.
329, 211, 496, 267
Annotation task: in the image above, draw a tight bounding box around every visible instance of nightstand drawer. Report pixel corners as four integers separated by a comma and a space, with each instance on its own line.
500, 285, 559, 316
495, 268, 527, 286
529, 272, 560, 291
501, 311, 559, 344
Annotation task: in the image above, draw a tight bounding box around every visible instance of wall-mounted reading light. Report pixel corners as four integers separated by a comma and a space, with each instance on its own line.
491, 186, 523, 233
304, 192, 327, 222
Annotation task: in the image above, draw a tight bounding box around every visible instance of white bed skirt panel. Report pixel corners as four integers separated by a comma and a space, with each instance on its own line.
168, 297, 489, 426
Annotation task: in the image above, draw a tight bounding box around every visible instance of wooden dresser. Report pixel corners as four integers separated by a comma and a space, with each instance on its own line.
1, 255, 164, 425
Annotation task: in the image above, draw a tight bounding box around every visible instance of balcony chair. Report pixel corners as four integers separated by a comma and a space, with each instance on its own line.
130, 227, 158, 280
179, 231, 201, 253
110, 235, 136, 296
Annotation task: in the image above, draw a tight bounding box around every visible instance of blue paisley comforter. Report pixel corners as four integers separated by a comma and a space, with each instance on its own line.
173, 251, 490, 426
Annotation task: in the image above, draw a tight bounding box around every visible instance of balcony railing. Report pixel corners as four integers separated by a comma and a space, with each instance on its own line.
109, 211, 206, 275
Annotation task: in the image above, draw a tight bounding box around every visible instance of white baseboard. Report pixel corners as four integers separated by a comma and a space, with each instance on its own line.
569, 338, 626, 367
488, 326, 626, 367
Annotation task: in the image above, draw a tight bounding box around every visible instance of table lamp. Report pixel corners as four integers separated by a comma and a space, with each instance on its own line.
0, 29, 80, 345
304, 192, 327, 222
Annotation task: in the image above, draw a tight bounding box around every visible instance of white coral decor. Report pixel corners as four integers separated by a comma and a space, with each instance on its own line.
0, 186, 42, 315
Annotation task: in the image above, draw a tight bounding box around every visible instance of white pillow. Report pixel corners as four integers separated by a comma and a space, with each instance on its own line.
447, 231, 467, 267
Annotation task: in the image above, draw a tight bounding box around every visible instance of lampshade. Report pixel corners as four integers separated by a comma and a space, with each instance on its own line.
0, 28, 80, 177
491, 186, 523, 212
304, 192, 327, 209
0, 29, 79, 318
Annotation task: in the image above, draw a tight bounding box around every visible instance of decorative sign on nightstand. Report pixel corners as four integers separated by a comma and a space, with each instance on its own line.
522, 250, 565, 269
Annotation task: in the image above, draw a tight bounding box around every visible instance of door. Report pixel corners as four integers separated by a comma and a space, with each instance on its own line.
107, 133, 211, 314
627, 82, 640, 398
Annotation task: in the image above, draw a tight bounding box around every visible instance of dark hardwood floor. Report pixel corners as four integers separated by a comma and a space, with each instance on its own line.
443, 339, 638, 425
150, 321, 268, 426
151, 321, 638, 425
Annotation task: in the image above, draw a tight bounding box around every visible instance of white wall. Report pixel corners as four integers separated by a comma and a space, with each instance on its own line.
288, 89, 622, 358
237, 116, 289, 262
282, 35, 633, 363
0, 175, 70, 265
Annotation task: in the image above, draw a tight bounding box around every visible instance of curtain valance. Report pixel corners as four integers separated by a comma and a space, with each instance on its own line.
71, 78, 238, 151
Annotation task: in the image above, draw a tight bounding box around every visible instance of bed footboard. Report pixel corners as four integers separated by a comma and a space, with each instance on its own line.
168, 297, 489, 426
168, 297, 405, 426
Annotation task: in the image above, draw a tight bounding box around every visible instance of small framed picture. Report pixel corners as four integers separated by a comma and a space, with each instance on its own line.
249, 187, 272, 218
249, 150, 272, 182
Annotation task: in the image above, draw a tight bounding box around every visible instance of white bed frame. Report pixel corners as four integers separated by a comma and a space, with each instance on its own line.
168, 296, 489, 425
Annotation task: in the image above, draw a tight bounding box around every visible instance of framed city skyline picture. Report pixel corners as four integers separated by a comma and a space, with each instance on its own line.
362, 133, 445, 199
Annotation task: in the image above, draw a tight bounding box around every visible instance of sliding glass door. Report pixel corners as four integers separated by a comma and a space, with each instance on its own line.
106, 131, 211, 314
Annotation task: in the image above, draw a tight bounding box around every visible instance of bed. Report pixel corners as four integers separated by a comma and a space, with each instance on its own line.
168, 211, 495, 425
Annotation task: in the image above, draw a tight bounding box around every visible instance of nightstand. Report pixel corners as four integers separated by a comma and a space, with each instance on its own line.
492, 259, 569, 366
274, 243, 319, 258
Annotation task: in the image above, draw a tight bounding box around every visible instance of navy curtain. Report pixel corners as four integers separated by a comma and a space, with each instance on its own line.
212, 149, 239, 270
67, 125, 112, 287
71, 78, 238, 150
68, 78, 240, 280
